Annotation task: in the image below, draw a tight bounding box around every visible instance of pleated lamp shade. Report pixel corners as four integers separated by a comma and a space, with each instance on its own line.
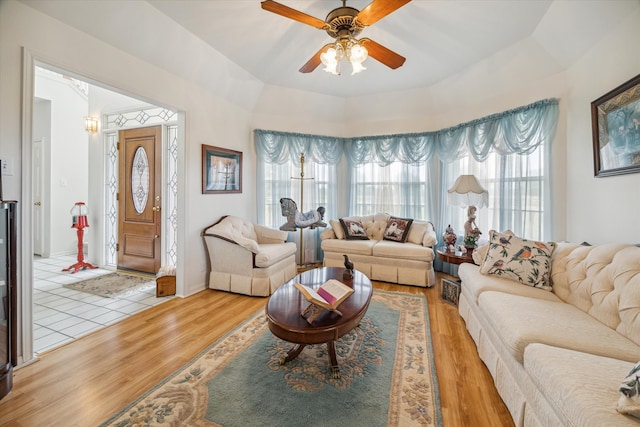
447, 175, 489, 208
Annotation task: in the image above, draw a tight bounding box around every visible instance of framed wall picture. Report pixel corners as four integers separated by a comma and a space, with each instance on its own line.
202, 145, 242, 194
591, 73, 640, 177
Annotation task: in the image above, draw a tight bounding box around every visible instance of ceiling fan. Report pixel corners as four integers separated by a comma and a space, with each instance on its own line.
261, 0, 411, 75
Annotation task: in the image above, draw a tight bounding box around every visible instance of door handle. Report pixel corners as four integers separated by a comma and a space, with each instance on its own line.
152, 206, 161, 212
34, 201, 41, 206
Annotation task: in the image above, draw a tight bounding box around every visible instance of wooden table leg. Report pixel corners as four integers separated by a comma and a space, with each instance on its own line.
281, 344, 306, 365
327, 341, 340, 379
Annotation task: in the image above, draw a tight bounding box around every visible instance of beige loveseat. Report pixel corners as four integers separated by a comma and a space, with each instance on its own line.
459, 236, 640, 426
203, 215, 297, 296
320, 213, 437, 287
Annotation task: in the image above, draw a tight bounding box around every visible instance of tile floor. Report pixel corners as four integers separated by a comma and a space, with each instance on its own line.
33, 255, 172, 354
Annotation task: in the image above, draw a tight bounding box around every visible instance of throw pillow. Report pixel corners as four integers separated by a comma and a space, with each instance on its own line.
479, 230, 556, 290
339, 218, 369, 240
472, 243, 489, 265
383, 216, 413, 243
472, 230, 515, 265
407, 221, 427, 245
330, 219, 345, 239
618, 361, 640, 418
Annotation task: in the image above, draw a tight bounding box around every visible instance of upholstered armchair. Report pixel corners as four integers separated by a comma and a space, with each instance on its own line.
203, 215, 297, 296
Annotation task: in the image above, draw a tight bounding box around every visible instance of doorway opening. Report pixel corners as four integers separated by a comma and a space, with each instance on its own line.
31, 64, 181, 353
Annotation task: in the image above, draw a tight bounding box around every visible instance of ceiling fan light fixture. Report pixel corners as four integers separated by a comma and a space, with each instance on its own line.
320, 47, 340, 75
348, 42, 368, 75
261, 0, 409, 74
350, 59, 366, 75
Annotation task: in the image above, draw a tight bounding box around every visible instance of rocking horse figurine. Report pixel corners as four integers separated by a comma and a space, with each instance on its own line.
279, 198, 327, 231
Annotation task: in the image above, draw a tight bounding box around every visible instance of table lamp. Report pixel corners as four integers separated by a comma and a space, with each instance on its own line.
447, 175, 488, 247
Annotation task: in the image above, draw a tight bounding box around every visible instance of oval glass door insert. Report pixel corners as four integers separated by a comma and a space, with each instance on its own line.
131, 146, 149, 214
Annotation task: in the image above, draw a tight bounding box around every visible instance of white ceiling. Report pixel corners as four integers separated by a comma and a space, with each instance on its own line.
20, 0, 638, 99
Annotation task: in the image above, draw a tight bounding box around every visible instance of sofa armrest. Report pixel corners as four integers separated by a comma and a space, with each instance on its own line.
320, 228, 336, 240
254, 224, 288, 244
203, 234, 256, 275
422, 222, 437, 247
204, 229, 259, 253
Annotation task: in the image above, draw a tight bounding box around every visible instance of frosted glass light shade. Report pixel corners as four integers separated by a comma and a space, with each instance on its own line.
447, 174, 489, 208
320, 48, 339, 75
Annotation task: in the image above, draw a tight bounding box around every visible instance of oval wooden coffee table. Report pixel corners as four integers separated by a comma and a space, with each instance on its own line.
266, 267, 373, 378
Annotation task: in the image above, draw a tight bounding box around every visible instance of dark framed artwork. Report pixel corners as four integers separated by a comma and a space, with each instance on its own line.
591, 73, 640, 177
202, 145, 242, 194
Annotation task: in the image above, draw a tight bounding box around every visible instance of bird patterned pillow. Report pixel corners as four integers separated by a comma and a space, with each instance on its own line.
479, 230, 556, 290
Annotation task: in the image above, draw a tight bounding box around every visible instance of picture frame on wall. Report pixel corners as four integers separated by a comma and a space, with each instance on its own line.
202, 144, 242, 194
591, 73, 640, 177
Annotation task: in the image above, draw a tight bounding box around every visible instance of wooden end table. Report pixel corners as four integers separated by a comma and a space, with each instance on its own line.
436, 247, 474, 305
436, 247, 474, 265
265, 267, 372, 378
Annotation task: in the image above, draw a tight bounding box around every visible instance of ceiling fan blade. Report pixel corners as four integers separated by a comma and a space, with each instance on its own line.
299, 44, 333, 73
356, 0, 411, 27
261, 0, 328, 30
360, 38, 406, 69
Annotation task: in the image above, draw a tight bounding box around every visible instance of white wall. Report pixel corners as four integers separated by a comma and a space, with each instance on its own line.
34, 70, 90, 257
564, 8, 640, 245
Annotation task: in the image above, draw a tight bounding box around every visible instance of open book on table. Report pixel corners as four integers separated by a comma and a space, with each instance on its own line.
294, 279, 354, 320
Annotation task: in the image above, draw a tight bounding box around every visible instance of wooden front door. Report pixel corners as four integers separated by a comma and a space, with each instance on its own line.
118, 126, 162, 274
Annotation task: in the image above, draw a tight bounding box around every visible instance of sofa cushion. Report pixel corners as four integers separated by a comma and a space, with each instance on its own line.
339, 218, 369, 240
459, 263, 562, 303
321, 238, 378, 256
372, 240, 434, 261
206, 216, 259, 253
254, 242, 297, 268
407, 221, 427, 245
357, 213, 390, 240
549, 243, 640, 346
479, 291, 640, 364
329, 219, 345, 239
524, 343, 638, 427
480, 230, 556, 290
383, 216, 413, 243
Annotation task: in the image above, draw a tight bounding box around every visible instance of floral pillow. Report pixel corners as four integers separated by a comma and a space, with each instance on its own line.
383, 217, 413, 243
479, 230, 556, 290
618, 361, 640, 418
339, 218, 369, 240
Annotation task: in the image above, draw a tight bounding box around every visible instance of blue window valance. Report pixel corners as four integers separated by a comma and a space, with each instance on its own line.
255, 98, 558, 165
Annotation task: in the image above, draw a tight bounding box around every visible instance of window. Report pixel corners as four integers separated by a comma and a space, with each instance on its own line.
349, 161, 431, 220
445, 142, 547, 242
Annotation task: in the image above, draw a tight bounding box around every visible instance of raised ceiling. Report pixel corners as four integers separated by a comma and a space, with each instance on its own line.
20, 0, 637, 98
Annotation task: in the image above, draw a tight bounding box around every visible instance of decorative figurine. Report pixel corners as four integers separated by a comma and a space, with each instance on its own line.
343, 254, 354, 280
442, 224, 457, 251
463, 206, 482, 249
278, 197, 326, 231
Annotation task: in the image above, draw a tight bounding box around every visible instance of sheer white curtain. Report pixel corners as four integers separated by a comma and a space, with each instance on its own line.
442, 142, 549, 245
347, 160, 437, 221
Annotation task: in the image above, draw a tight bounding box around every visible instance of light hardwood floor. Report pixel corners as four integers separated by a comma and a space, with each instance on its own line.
0, 272, 513, 426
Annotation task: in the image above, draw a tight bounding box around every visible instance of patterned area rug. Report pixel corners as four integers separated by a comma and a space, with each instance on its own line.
101, 290, 442, 426
63, 272, 155, 298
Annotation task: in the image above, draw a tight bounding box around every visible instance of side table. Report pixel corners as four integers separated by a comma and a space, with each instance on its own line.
436, 247, 474, 265
436, 247, 473, 306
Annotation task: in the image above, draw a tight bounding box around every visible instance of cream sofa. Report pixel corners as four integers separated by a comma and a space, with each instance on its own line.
458, 240, 640, 426
203, 215, 297, 296
320, 213, 437, 287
